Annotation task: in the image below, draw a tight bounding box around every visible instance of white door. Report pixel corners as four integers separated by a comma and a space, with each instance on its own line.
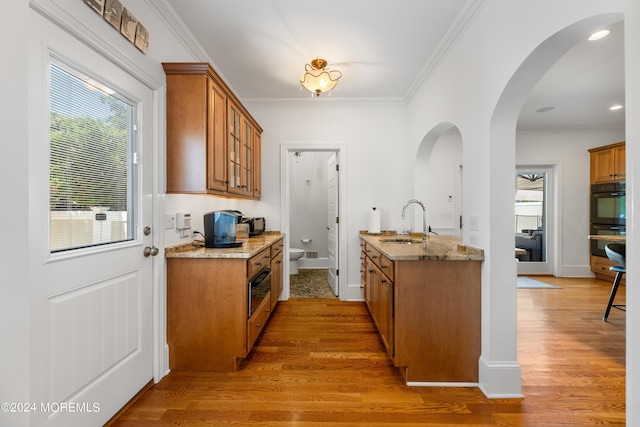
327, 154, 339, 296
28, 31, 154, 426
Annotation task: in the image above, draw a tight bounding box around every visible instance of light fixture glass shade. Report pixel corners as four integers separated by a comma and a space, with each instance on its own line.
299, 58, 342, 96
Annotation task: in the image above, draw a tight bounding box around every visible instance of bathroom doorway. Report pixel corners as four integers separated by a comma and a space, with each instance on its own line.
281, 144, 348, 300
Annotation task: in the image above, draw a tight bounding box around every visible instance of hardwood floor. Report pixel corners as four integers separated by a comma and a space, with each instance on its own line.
110, 276, 625, 426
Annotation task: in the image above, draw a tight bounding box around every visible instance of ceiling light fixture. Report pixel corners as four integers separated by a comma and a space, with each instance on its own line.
299, 58, 342, 97
588, 29, 610, 41
609, 104, 624, 111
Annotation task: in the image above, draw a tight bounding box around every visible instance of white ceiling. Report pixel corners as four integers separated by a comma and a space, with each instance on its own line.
163, 1, 625, 129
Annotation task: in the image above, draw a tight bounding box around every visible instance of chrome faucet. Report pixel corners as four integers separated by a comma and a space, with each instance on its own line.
401, 199, 428, 242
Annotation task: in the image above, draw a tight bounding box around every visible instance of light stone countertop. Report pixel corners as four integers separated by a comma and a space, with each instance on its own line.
587, 235, 626, 242
165, 232, 283, 259
360, 231, 484, 261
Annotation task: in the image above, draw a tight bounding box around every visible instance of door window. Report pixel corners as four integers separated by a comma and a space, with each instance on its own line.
49, 59, 135, 252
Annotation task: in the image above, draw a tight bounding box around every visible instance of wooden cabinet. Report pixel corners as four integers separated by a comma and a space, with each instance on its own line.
163, 63, 263, 199
360, 237, 481, 384
588, 142, 626, 278
227, 101, 260, 198
362, 242, 394, 358
167, 238, 283, 371
270, 239, 284, 311
589, 142, 625, 184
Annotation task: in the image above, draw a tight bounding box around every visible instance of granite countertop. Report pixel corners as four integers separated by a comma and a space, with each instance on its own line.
587, 235, 626, 242
360, 231, 484, 261
165, 232, 283, 259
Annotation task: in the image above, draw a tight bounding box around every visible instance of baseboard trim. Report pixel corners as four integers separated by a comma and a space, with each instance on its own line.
406, 381, 479, 387
478, 357, 524, 398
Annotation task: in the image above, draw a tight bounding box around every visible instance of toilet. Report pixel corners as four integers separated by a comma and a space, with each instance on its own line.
289, 248, 305, 274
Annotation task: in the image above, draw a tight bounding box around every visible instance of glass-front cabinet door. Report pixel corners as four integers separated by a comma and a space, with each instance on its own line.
228, 102, 242, 195
242, 118, 254, 197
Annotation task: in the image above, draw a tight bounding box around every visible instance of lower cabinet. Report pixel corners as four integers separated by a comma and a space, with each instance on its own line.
167, 237, 283, 371
270, 239, 284, 311
360, 238, 481, 384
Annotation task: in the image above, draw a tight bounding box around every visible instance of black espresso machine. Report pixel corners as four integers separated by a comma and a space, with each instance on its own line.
203, 210, 243, 248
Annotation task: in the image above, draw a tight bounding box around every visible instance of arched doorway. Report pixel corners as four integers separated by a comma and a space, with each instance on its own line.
483, 12, 624, 397
415, 123, 463, 237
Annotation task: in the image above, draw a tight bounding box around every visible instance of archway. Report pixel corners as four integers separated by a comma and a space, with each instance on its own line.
482, 13, 624, 397
415, 123, 462, 237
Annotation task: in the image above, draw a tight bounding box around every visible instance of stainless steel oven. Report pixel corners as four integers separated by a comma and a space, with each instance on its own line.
590, 224, 626, 257
591, 182, 626, 226
248, 266, 271, 317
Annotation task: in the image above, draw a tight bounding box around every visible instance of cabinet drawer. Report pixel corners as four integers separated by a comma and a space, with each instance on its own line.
248, 248, 271, 278
365, 243, 383, 269
380, 254, 394, 281
248, 293, 271, 349
270, 238, 284, 258
591, 255, 615, 275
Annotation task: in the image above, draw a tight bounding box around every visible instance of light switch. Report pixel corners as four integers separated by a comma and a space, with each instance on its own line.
165, 214, 176, 230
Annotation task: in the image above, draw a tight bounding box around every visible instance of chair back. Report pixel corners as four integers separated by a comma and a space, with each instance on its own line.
605, 243, 626, 268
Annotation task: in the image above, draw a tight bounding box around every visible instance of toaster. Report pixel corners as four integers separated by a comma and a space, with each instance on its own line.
242, 217, 265, 236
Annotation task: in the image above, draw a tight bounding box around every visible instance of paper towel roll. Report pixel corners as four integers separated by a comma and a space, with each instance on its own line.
368, 207, 381, 234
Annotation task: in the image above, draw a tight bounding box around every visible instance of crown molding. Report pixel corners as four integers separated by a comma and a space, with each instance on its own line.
145, 0, 209, 62
148, 0, 243, 97
404, 0, 487, 102
242, 97, 407, 110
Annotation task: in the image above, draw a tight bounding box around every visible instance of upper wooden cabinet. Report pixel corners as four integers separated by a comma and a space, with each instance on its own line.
589, 142, 625, 184
163, 63, 263, 199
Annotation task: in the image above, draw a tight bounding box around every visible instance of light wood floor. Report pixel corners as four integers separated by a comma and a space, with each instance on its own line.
110, 276, 626, 426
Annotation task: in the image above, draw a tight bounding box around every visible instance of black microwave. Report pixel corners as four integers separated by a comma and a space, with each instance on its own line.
591, 182, 625, 226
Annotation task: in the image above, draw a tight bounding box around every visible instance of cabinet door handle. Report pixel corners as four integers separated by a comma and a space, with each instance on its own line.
256, 323, 262, 327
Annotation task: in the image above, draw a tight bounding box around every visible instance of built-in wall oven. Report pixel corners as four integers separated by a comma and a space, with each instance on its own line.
591, 182, 626, 225
248, 266, 271, 317
590, 182, 626, 257
590, 224, 626, 257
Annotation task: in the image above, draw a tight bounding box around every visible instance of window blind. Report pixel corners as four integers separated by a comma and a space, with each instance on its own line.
49, 61, 134, 252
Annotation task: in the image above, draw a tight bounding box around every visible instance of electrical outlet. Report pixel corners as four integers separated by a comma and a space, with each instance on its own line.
164, 214, 176, 230
469, 234, 479, 245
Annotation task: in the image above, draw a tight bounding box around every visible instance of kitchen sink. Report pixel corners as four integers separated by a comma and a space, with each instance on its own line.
380, 239, 423, 245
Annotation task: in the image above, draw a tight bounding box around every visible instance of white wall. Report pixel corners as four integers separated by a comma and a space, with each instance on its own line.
516, 128, 625, 276
247, 102, 410, 289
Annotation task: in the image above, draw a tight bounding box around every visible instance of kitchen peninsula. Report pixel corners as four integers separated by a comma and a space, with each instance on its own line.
360, 232, 484, 384
165, 233, 284, 372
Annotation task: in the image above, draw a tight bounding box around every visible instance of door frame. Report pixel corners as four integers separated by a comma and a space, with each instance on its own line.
280, 144, 349, 300
515, 164, 559, 276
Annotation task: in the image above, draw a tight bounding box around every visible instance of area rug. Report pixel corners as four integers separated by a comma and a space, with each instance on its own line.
290, 268, 338, 298
517, 276, 561, 289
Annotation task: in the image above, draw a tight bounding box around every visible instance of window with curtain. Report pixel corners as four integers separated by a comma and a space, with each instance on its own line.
49, 59, 135, 252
